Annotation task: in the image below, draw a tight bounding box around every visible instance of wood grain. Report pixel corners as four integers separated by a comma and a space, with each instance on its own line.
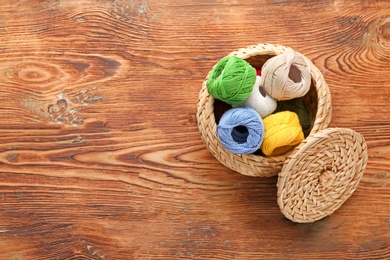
0, 0, 389, 259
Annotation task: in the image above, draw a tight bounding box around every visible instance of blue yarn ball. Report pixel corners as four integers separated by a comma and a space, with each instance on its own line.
217, 107, 264, 154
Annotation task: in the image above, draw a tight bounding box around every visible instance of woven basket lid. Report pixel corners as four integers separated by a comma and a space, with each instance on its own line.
277, 127, 368, 223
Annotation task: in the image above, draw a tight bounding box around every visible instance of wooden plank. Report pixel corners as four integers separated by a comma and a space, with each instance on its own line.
0, 0, 389, 259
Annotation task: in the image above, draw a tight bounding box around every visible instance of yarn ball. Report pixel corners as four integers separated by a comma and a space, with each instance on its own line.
275, 97, 311, 130
217, 107, 264, 154
261, 111, 304, 156
235, 76, 277, 118
261, 51, 311, 101
207, 56, 256, 105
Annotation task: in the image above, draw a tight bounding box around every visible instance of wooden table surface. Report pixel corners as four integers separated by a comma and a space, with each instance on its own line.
0, 0, 389, 259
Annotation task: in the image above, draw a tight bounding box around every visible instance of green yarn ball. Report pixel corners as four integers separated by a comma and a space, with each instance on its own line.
275, 97, 311, 130
207, 56, 256, 105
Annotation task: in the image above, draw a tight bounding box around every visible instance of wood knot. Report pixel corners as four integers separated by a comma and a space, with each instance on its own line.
46, 88, 104, 126
5, 62, 61, 85
48, 99, 67, 114
379, 17, 390, 41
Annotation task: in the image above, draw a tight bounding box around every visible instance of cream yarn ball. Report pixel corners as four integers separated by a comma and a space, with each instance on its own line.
261, 51, 311, 101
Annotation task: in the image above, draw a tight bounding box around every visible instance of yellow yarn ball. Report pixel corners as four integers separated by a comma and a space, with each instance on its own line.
261, 111, 304, 156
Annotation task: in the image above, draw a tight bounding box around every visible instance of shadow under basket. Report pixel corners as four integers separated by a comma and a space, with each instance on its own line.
196, 43, 368, 223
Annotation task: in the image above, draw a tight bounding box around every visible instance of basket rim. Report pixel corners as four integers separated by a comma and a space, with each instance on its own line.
196, 43, 333, 177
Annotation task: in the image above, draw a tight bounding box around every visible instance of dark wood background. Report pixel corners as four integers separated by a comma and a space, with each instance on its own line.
0, 0, 389, 259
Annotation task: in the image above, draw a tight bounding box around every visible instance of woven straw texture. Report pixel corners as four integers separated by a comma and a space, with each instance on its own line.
196, 43, 332, 177
277, 128, 368, 223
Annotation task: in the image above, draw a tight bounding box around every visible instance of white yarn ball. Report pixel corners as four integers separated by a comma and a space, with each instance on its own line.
235, 76, 277, 118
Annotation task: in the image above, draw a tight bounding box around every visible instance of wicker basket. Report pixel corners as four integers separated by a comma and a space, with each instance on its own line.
196, 43, 368, 223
